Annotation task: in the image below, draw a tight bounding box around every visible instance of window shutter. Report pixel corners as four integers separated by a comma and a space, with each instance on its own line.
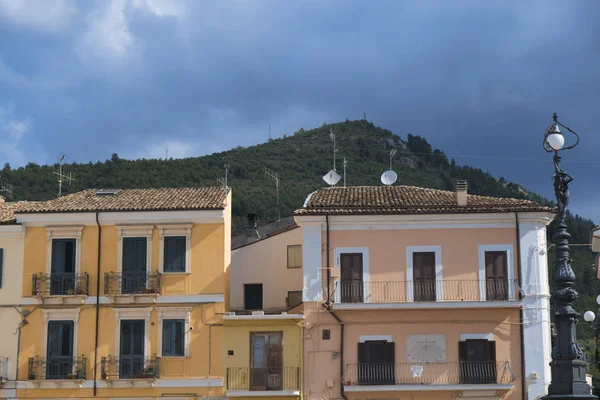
486, 340, 496, 362
383, 341, 395, 363
458, 341, 468, 362
358, 342, 369, 364
0, 248, 3, 288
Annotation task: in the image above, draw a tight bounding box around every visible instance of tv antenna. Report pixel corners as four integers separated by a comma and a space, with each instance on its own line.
330, 129, 338, 171
217, 164, 229, 188
264, 166, 281, 222
343, 157, 347, 187
380, 149, 398, 186
54, 154, 74, 197
269, 125, 271, 140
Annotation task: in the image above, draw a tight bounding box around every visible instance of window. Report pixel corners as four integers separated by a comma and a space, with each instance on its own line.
458, 339, 496, 384
340, 253, 363, 303
413, 252, 436, 302
244, 284, 263, 310
46, 320, 75, 379
287, 291, 302, 308
162, 319, 185, 357
322, 329, 331, 340
164, 236, 186, 273
485, 251, 508, 301
50, 239, 76, 295
122, 237, 148, 294
357, 340, 395, 385
251, 332, 283, 391
287, 245, 302, 269
0, 248, 3, 288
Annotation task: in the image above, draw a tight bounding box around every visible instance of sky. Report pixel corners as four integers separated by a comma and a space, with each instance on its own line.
1, 0, 599, 223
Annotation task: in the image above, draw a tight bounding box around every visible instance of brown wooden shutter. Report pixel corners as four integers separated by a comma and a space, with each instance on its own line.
358, 342, 369, 364
486, 341, 496, 362
383, 342, 395, 364
458, 341, 468, 362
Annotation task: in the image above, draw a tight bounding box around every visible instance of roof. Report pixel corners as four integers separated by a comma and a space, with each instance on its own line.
0, 199, 32, 224
16, 187, 230, 214
294, 185, 554, 216
232, 217, 298, 250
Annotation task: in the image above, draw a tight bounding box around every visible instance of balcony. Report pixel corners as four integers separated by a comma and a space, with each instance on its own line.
226, 367, 300, 396
27, 356, 86, 381
0, 357, 7, 386
344, 361, 515, 389
101, 356, 159, 380
104, 272, 161, 296
334, 280, 522, 308
32, 273, 89, 297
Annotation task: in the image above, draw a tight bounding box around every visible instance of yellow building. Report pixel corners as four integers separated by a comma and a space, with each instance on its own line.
13, 187, 231, 400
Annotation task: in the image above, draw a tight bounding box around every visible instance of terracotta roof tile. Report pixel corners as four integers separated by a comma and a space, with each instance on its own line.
0, 199, 33, 224
16, 187, 229, 214
294, 186, 553, 215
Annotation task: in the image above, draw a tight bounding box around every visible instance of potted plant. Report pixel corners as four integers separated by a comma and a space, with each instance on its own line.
75, 287, 86, 295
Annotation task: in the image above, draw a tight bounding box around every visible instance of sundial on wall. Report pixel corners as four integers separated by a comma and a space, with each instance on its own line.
406, 334, 446, 363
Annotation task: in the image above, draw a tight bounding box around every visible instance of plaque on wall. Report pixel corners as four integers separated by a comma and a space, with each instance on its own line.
406, 334, 446, 363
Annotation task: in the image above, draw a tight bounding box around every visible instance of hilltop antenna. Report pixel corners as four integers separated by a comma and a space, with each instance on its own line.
330, 129, 337, 171
216, 164, 229, 188
264, 166, 281, 223
269, 125, 271, 140
54, 154, 74, 197
343, 157, 347, 187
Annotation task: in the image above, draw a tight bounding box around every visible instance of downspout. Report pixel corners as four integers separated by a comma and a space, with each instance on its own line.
326, 215, 331, 305
516, 212, 527, 400
324, 305, 346, 400
93, 212, 102, 396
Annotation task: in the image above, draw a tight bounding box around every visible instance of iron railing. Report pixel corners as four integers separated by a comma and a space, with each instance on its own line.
27, 356, 86, 380
0, 357, 7, 381
104, 272, 161, 295
344, 361, 515, 386
101, 356, 159, 380
227, 367, 300, 391
336, 280, 522, 303
32, 273, 89, 296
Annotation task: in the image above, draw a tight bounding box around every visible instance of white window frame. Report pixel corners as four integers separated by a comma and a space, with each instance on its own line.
157, 307, 192, 357
116, 226, 153, 274
158, 225, 192, 274
478, 244, 515, 301
114, 308, 152, 360
42, 308, 81, 359
333, 247, 369, 303
359, 335, 392, 343
406, 246, 442, 302
45, 226, 83, 275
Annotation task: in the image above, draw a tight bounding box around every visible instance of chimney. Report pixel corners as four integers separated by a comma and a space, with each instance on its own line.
456, 180, 467, 206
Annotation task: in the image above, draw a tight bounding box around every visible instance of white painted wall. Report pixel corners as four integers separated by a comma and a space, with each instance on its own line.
0, 225, 25, 393
518, 216, 553, 400
300, 222, 324, 302
230, 227, 303, 311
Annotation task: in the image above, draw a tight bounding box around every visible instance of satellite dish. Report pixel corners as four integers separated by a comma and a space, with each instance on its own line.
323, 170, 342, 186
381, 170, 397, 186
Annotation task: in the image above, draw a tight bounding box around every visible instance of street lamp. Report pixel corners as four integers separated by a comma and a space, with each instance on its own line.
584, 295, 600, 369
542, 113, 596, 399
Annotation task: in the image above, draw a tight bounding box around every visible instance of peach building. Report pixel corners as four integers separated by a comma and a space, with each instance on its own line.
294, 184, 555, 400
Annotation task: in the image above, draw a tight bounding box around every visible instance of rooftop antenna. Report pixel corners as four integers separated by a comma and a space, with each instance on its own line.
264, 166, 281, 223
216, 164, 229, 188
269, 125, 271, 141
54, 154, 74, 197
165, 148, 168, 160
380, 149, 398, 186
330, 129, 337, 171
343, 157, 347, 187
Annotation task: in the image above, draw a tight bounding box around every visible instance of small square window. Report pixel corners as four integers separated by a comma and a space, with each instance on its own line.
322, 329, 331, 340
287, 245, 302, 269
287, 291, 302, 308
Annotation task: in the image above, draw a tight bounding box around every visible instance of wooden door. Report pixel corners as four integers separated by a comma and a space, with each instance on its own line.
485, 251, 508, 300
46, 321, 74, 379
122, 238, 147, 294
340, 253, 363, 303
459, 340, 496, 384
413, 252, 436, 301
357, 340, 395, 385
251, 332, 283, 391
119, 320, 145, 378
50, 239, 76, 295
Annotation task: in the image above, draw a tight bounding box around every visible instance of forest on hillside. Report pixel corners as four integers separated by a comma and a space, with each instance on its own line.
1, 120, 599, 350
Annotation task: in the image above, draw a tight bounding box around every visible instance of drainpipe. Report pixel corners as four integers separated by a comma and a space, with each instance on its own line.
326, 215, 331, 305
515, 212, 527, 400
324, 305, 346, 400
93, 212, 102, 396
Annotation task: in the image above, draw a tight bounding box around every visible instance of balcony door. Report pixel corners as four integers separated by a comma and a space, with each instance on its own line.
357, 340, 395, 385
413, 252, 436, 301
50, 239, 76, 295
250, 332, 283, 391
46, 321, 74, 379
122, 238, 147, 294
340, 253, 363, 303
459, 339, 496, 384
119, 320, 145, 379
485, 251, 508, 300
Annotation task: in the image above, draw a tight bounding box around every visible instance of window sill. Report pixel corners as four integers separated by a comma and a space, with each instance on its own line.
160, 356, 190, 359
160, 272, 191, 275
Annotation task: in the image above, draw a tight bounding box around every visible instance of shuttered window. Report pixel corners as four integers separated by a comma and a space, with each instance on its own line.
162, 319, 185, 356
357, 340, 395, 385
164, 236, 186, 273
287, 245, 302, 269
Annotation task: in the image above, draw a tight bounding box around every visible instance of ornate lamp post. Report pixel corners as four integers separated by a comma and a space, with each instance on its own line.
542, 113, 596, 399
583, 295, 600, 369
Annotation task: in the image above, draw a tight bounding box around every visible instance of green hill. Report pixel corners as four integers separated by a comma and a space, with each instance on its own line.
2, 119, 599, 342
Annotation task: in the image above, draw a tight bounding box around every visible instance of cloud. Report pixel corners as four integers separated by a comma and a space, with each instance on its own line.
0, 106, 32, 166
0, 0, 76, 32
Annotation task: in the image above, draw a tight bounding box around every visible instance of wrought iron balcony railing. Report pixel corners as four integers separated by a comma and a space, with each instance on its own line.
226, 367, 300, 391
0, 357, 7, 382
344, 361, 515, 386
27, 356, 86, 380
104, 272, 161, 295
32, 273, 89, 296
101, 356, 159, 380
335, 279, 522, 304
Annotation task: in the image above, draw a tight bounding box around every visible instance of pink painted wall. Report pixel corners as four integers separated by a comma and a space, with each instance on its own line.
230, 227, 303, 311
